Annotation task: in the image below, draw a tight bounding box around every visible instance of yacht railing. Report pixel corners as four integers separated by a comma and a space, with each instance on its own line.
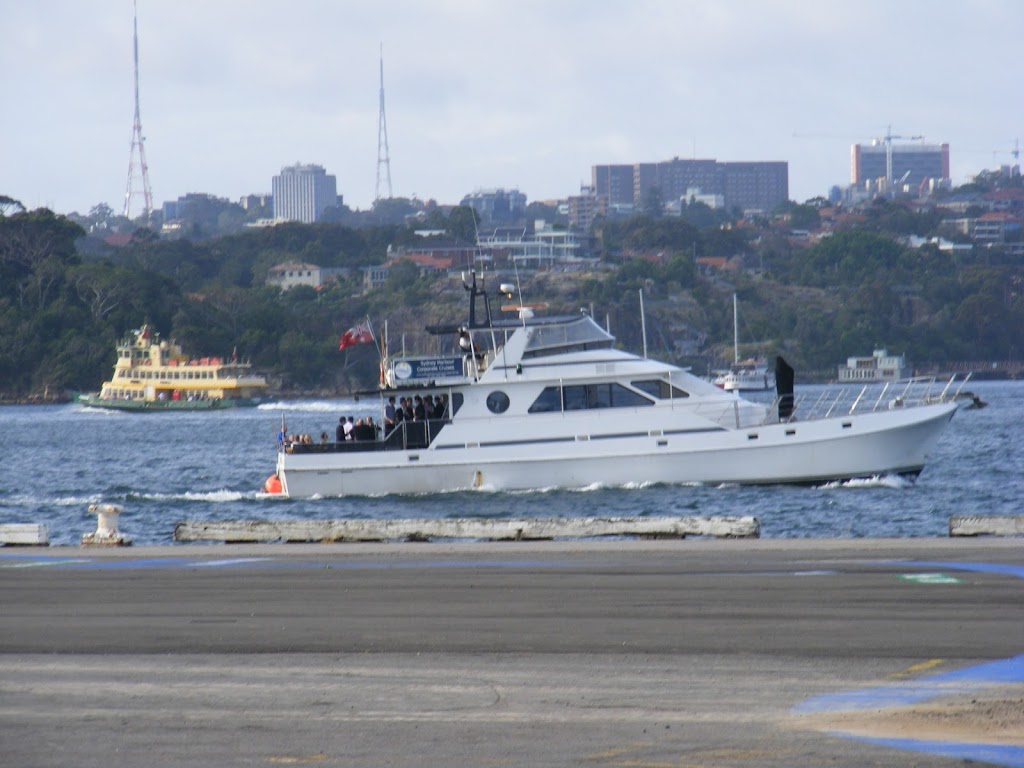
684, 374, 968, 430
283, 419, 451, 455
772, 374, 968, 423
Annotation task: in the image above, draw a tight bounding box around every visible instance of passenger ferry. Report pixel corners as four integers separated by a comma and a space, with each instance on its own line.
267, 272, 964, 497
77, 326, 268, 411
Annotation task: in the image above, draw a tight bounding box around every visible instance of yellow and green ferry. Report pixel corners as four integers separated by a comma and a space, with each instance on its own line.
76, 326, 269, 411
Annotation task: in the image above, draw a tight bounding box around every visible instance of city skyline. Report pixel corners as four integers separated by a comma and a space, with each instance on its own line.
2, 1, 1020, 216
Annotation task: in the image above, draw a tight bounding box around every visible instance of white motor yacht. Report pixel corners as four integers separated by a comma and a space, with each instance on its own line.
269, 273, 961, 498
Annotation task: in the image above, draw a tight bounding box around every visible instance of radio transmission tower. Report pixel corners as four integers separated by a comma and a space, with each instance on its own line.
375, 44, 393, 202
123, 0, 153, 219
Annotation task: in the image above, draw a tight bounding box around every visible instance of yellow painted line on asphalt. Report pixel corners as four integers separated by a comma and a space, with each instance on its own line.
265, 755, 329, 765
585, 744, 797, 767
888, 658, 946, 679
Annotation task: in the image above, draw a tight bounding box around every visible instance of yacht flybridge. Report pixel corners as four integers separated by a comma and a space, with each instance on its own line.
269, 273, 962, 498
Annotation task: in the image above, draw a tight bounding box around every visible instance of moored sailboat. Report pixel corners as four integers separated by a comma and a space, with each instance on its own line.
712, 293, 775, 392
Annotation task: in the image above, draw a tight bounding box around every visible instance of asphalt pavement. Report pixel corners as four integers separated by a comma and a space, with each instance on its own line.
1, 538, 1022, 768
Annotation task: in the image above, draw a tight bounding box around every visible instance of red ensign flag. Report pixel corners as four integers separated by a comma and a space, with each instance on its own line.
338, 322, 374, 351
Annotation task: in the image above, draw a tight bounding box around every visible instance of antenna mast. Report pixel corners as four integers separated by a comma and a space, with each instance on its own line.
123, 0, 153, 220
374, 44, 393, 202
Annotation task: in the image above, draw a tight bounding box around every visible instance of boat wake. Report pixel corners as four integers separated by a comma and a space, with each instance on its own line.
128, 489, 259, 503
1, 494, 103, 508
815, 475, 911, 491
71, 404, 128, 416
258, 400, 365, 413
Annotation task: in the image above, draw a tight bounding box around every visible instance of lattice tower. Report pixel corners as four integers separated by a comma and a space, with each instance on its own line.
123, 0, 153, 219
375, 44, 392, 202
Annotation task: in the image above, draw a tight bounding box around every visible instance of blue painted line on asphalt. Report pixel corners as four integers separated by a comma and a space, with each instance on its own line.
794, 654, 1024, 713
892, 560, 1024, 580
797, 655, 1024, 767
0, 553, 581, 571
835, 734, 1024, 768
797, 560, 1024, 768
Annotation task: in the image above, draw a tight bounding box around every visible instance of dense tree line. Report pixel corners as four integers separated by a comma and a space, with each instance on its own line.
1, 199, 1023, 399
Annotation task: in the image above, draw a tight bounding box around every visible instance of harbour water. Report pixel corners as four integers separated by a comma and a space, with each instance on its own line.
1, 381, 1018, 546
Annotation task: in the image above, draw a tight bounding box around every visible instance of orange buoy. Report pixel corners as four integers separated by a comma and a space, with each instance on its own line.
263, 474, 283, 494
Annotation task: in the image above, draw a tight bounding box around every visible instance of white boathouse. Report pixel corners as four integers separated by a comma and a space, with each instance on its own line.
837, 348, 909, 382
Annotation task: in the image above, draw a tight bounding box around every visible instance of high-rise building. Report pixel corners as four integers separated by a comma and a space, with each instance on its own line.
591, 165, 634, 208
460, 188, 527, 224
592, 157, 788, 215
851, 142, 950, 188
720, 162, 789, 214
567, 186, 606, 232
272, 164, 338, 223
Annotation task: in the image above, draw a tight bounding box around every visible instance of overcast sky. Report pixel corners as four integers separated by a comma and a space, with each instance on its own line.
3, 1, 1021, 216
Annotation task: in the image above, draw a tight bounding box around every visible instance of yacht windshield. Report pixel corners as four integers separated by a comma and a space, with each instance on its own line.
522, 316, 614, 359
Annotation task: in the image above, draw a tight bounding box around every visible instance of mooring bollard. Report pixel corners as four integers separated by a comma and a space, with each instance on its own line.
82, 503, 132, 546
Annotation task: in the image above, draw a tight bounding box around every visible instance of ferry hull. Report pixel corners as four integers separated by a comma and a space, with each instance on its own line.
276, 401, 957, 498
76, 394, 263, 411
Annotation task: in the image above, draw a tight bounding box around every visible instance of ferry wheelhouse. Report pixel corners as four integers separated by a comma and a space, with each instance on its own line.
270, 273, 962, 497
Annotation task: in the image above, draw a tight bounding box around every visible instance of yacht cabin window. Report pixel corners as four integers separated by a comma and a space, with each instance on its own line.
528, 383, 654, 414
521, 316, 614, 359
486, 391, 510, 414
630, 379, 690, 399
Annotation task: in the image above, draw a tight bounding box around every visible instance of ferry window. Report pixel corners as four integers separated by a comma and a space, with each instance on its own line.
486, 391, 510, 414
450, 392, 464, 416
630, 379, 690, 399
528, 386, 562, 413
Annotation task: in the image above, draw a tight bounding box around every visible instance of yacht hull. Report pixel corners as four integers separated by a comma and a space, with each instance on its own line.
276, 400, 957, 498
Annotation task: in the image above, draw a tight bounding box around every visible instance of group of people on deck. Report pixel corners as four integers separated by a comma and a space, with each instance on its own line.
383, 393, 449, 430
336, 415, 380, 442
321, 394, 449, 446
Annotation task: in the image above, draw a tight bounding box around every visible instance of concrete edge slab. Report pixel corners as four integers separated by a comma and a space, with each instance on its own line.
0, 523, 49, 546
173, 515, 760, 543
949, 515, 1024, 537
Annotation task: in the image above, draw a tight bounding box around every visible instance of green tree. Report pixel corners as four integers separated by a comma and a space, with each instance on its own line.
0, 195, 25, 216
641, 186, 664, 218
445, 206, 479, 242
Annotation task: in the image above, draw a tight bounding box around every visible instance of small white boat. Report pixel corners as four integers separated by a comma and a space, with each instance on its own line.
268, 273, 962, 498
713, 294, 776, 392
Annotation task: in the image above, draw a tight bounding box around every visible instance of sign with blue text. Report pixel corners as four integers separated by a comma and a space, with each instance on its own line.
393, 356, 463, 382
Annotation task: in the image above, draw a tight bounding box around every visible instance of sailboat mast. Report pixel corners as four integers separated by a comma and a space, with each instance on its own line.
732, 293, 739, 364
639, 288, 648, 359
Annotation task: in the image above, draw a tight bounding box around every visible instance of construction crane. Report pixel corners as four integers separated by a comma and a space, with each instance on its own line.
879, 125, 924, 184
987, 139, 1022, 178
793, 126, 925, 183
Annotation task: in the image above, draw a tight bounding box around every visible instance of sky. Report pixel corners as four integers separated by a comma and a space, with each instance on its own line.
3, 1, 1021, 216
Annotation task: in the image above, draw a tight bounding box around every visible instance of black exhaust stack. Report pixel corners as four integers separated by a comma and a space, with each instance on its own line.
775, 356, 795, 420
